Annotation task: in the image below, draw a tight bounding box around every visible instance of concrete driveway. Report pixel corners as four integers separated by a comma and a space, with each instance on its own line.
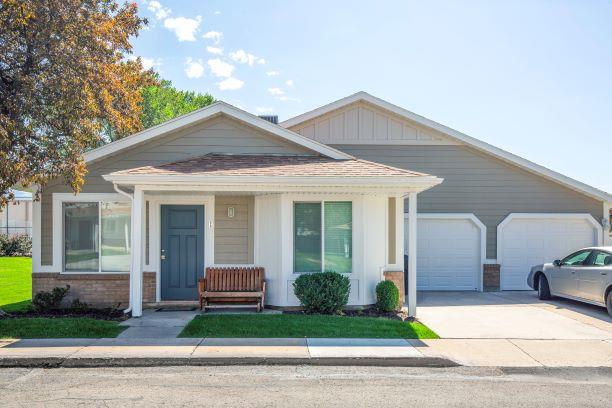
416, 291, 612, 340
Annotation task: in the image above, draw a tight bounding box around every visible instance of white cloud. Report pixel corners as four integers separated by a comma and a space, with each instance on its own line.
147, 0, 171, 20
256, 107, 274, 114
164, 16, 201, 42
214, 11, 221, 15
140, 57, 162, 70
285, 79, 294, 86
184, 58, 204, 78
206, 46, 223, 55
229, 49, 265, 66
218, 77, 244, 91
202, 31, 223, 44
207, 58, 234, 78
266, 70, 280, 76
267, 87, 284, 96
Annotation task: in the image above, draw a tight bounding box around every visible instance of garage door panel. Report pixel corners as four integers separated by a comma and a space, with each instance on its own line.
407, 217, 482, 291
499, 216, 598, 290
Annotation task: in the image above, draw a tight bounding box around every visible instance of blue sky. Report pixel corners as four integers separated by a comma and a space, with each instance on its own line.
132, 0, 611, 193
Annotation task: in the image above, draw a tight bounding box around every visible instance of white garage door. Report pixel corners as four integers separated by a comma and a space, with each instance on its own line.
499, 215, 600, 290
405, 216, 483, 291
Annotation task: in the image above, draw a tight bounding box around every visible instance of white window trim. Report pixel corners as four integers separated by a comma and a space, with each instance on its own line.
52, 193, 130, 274
403, 212, 487, 292
497, 213, 603, 290
292, 200, 354, 274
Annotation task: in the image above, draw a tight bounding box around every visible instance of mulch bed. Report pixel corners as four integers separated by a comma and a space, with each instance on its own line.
0, 308, 128, 321
283, 308, 412, 321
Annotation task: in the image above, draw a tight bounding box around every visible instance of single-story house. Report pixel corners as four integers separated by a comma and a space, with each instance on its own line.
31, 92, 612, 317
1, 189, 33, 236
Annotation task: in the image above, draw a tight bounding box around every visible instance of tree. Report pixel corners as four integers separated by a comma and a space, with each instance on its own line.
140, 76, 215, 131
0, 0, 155, 204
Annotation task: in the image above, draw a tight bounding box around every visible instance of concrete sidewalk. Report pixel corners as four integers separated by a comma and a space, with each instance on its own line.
1, 337, 611, 368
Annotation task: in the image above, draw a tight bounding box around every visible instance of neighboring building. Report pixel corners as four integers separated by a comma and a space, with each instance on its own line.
1, 189, 33, 236
30, 93, 612, 316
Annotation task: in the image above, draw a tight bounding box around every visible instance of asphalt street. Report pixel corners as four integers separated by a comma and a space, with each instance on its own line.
0, 365, 611, 407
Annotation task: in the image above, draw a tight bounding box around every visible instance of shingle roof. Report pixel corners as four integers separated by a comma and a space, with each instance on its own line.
110, 154, 429, 178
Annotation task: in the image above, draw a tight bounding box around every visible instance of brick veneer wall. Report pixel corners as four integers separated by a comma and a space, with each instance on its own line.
383, 271, 404, 308
32, 272, 156, 307
483, 264, 500, 291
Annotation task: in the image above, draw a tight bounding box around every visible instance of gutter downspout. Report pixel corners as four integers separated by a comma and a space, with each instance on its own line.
113, 184, 134, 315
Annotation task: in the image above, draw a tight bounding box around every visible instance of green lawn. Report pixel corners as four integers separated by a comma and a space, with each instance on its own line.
0, 317, 125, 339
0, 257, 32, 312
0, 257, 125, 339
179, 314, 438, 339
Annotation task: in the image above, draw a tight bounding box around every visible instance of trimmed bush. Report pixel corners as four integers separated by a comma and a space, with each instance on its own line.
376, 280, 399, 312
293, 272, 350, 314
0, 234, 32, 256
32, 286, 70, 311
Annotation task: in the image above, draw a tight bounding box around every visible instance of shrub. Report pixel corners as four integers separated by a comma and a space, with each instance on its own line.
293, 272, 350, 314
32, 286, 70, 311
0, 234, 32, 256
376, 280, 399, 312
70, 298, 90, 312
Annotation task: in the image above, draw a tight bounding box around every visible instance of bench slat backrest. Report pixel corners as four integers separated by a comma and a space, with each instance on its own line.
205, 267, 264, 292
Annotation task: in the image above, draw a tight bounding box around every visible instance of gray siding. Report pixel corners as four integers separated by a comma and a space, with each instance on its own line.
41, 115, 313, 265
214, 195, 254, 264
333, 145, 603, 259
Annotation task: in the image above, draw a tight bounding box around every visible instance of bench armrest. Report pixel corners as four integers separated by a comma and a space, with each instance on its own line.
198, 278, 206, 293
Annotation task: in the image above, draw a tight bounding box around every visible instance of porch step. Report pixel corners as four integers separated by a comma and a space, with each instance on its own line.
144, 301, 199, 310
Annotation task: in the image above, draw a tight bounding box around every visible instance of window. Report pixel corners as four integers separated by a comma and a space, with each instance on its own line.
64, 201, 130, 272
561, 250, 591, 266
587, 251, 612, 267
294, 201, 352, 273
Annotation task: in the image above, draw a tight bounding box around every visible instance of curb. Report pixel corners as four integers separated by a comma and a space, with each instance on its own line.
0, 356, 458, 368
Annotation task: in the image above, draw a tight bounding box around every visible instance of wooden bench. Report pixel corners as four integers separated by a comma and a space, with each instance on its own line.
198, 267, 266, 312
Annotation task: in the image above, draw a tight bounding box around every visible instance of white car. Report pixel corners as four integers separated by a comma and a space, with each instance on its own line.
527, 247, 612, 316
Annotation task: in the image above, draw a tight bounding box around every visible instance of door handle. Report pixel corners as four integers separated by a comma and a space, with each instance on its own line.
161, 255, 166, 260
602, 272, 608, 276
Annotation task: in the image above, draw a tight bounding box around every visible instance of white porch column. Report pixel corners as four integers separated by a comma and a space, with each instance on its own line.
604, 202, 612, 246
407, 192, 418, 317
131, 186, 144, 317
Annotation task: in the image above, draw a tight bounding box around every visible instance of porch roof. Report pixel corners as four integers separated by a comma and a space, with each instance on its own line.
103, 154, 443, 192
111, 154, 427, 178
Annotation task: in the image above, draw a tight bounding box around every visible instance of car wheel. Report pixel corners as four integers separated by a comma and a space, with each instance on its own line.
606, 291, 612, 317
538, 274, 552, 300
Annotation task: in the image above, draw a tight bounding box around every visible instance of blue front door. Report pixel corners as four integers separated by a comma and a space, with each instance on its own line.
161, 205, 205, 300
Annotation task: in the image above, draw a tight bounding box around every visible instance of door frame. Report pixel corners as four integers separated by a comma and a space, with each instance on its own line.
147, 194, 215, 302
404, 213, 487, 292
497, 213, 602, 291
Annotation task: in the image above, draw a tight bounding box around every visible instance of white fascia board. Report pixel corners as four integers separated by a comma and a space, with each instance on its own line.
103, 173, 443, 188
84, 102, 352, 163
281, 92, 612, 202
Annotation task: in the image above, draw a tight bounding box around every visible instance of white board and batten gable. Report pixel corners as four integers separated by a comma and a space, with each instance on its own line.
288, 100, 458, 146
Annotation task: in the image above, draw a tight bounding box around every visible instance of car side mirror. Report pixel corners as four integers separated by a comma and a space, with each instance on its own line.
553, 259, 562, 267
